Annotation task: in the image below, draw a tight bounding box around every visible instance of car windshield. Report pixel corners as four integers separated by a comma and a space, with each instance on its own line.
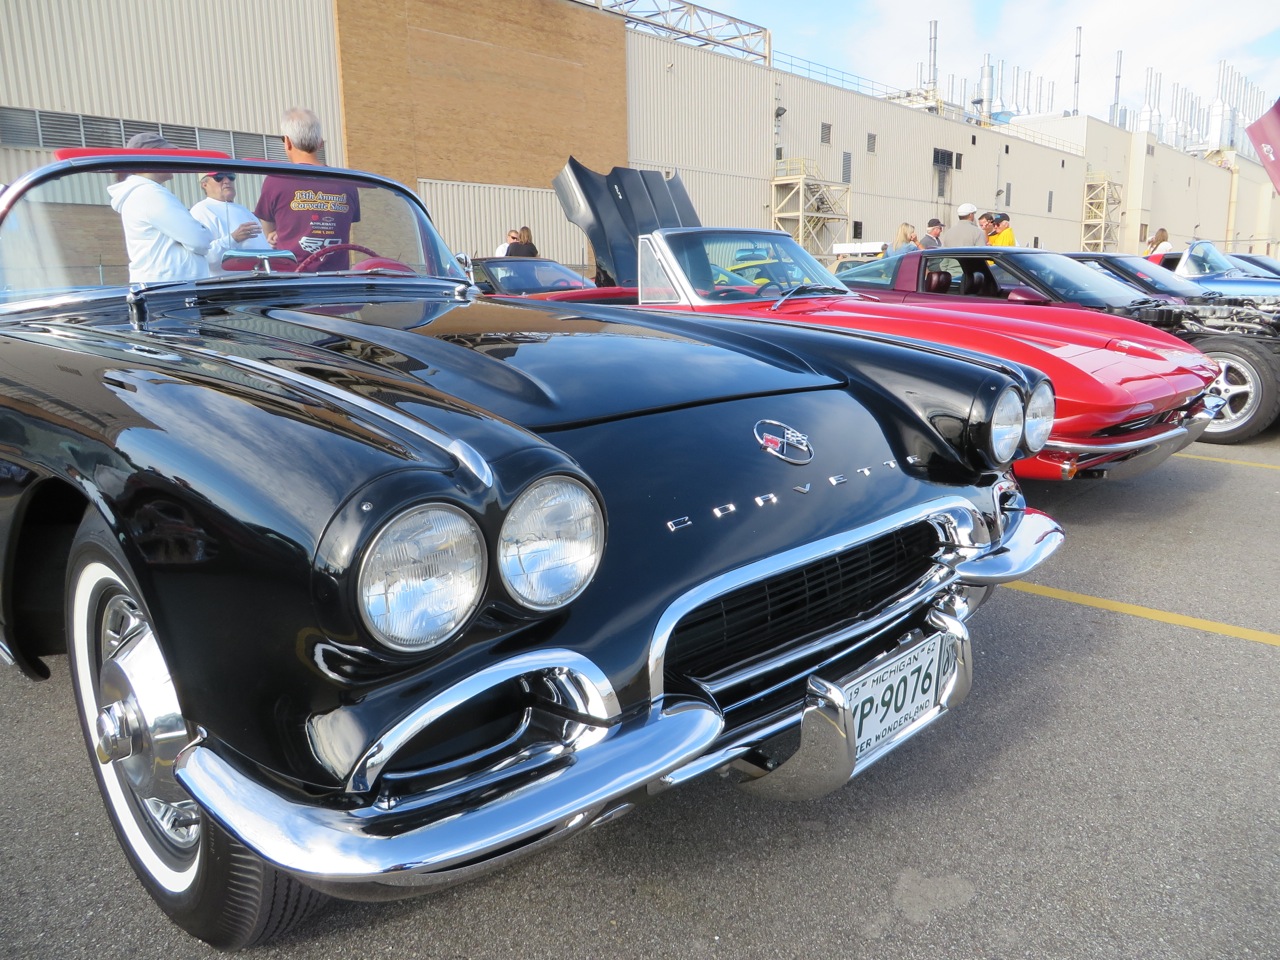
1002, 251, 1148, 307
0, 156, 466, 305
834, 257, 899, 287
475, 258, 593, 294
661, 229, 849, 301
1178, 241, 1238, 277
1083, 255, 1204, 297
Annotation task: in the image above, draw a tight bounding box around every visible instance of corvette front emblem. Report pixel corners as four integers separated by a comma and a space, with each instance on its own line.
755, 419, 814, 465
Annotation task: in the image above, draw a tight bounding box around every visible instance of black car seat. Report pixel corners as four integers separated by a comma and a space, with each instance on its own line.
924, 270, 952, 293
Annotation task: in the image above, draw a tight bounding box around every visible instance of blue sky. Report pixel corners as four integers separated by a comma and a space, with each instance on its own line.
717, 1, 1280, 123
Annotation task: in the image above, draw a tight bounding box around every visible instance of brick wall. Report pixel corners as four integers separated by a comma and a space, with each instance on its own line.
334, 0, 629, 192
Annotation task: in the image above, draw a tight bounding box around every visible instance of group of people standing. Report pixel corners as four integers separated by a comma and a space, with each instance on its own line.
494, 227, 538, 258
883, 203, 1017, 257
111, 107, 360, 283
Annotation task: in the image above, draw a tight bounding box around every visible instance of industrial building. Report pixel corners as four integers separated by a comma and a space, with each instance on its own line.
2, 0, 1275, 266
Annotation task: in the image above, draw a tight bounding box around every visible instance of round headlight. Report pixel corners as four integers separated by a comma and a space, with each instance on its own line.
989, 386, 1026, 465
499, 476, 604, 611
358, 504, 486, 652
1024, 380, 1055, 453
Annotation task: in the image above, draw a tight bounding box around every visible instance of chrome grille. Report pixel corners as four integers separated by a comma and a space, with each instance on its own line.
665, 521, 941, 685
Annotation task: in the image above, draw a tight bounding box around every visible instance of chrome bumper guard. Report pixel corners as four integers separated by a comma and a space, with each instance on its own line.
173, 495, 1062, 882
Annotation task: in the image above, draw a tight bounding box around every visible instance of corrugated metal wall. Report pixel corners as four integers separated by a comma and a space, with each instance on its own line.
627, 33, 775, 229
417, 179, 593, 272
0, 0, 342, 163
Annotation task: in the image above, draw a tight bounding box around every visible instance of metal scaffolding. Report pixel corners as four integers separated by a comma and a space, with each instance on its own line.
573, 0, 770, 62
1081, 173, 1122, 251
771, 158, 852, 257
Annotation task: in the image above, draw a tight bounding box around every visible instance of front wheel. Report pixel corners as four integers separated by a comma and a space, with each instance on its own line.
66, 509, 326, 949
1195, 335, 1280, 444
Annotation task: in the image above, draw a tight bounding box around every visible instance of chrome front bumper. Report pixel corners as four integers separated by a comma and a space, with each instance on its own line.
1042, 394, 1225, 479
174, 496, 1062, 889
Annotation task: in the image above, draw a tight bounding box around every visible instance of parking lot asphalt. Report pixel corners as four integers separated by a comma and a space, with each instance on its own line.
2, 424, 1277, 960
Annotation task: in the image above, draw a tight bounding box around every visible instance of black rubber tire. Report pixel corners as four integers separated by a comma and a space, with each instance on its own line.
65, 508, 327, 949
1194, 335, 1280, 444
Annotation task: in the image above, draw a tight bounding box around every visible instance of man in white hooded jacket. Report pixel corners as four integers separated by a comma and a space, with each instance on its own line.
107, 133, 212, 283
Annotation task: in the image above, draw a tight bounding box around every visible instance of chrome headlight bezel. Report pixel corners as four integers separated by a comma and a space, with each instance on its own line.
988, 385, 1026, 465
499, 475, 605, 612
357, 502, 487, 653
1023, 379, 1055, 453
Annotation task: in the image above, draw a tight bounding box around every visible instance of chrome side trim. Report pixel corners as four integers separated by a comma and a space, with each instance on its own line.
330, 649, 622, 794
648, 496, 987, 702
175, 699, 723, 882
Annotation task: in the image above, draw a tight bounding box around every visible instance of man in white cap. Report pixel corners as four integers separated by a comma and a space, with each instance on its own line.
941, 202, 987, 247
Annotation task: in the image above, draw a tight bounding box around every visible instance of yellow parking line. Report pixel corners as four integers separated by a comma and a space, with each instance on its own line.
1002, 581, 1280, 647
1175, 452, 1280, 470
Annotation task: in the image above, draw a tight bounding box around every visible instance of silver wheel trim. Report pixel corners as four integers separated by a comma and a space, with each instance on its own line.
1203, 355, 1260, 431
71, 561, 202, 895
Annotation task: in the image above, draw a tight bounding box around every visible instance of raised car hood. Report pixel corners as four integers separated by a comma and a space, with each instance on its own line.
553, 156, 700, 287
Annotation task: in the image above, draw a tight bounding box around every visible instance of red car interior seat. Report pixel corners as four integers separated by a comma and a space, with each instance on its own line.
924, 270, 952, 293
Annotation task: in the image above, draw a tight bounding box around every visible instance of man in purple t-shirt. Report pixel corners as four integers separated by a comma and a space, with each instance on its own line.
254, 107, 361, 271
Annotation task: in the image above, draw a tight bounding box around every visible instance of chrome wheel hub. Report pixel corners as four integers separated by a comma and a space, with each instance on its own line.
1204, 356, 1259, 430
95, 594, 200, 850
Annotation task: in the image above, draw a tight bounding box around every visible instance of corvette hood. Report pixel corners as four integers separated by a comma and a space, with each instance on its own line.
151, 292, 840, 432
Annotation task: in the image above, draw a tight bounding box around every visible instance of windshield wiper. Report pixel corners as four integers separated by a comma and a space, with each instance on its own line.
768, 283, 849, 311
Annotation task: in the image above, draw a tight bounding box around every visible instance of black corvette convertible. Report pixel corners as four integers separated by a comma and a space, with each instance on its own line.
0, 150, 1062, 948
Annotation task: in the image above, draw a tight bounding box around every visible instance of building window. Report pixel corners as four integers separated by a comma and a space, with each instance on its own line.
776, 145, 783, 161
971, 134, 977, 145
1047, 190, 1053, 213
852, 220, 863, 239
955, 153, 963, 171
937, 167, 948, 198
1005, 182, 1012, 206
932, 148, 954, 168
1004, 144, 1010, 154
866, 133, 877, 153
841, 151, 852, 183
1147, 144, 1155, 156
820, 122, 832, 145
1032, 236, 1040, 248
1139, 223, 1149, 242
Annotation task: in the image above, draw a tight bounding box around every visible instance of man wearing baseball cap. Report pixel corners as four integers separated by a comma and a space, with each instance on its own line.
107, 132, 212, 282
190, 170, 270, 274
941, 202, 987, 247
988, 212, 1017, 246
919, 218, 944, 249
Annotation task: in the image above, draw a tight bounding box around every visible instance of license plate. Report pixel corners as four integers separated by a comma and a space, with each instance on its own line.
845, 635, 944, 757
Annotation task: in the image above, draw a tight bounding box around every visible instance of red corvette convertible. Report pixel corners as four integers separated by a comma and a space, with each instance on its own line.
530, 160, 1223, 482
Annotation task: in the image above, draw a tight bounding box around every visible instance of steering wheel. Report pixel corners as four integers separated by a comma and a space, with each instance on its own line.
296, 242, 381, 273
756, 281, 784, 297
548, 279, 574, 289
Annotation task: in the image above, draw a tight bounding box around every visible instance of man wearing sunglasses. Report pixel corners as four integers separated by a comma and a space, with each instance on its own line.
191, 171, 269, 274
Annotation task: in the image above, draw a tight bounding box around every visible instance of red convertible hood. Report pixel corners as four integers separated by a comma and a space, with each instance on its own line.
726, 296, 1218, 410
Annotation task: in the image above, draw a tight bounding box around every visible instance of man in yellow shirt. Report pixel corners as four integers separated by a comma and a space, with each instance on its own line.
989, 213, 1016, 246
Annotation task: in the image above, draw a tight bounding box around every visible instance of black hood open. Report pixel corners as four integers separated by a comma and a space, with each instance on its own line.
552, 156, 700, 287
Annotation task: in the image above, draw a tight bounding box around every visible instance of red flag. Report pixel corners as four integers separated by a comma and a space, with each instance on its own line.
1246, 97, 1280, 194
